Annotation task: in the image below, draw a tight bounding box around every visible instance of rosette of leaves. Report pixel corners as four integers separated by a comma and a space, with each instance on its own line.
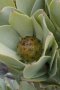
0, 0, 60, 90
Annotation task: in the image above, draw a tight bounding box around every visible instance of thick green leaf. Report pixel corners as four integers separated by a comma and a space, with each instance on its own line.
23, 56, 51, 79
16, 0, 35, 15
0, 7, 17, 24
0, 0, 15, 10
9, 11, 33, 37
31, 0, 45, 15
32, 9, 43, 19
0, 25, 20, 51
45, 0, 52, 16
0, 43, 25, 71
0, 6, 23, 25
49, 50, 58, 77
49, 0, 60, 28
49, 0, 60, 43
0, 12, 8, 25
37, 14, 50, 41
32, 16, 43, 41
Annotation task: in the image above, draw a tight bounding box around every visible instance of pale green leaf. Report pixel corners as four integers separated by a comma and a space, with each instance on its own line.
23, 56, 51, 79
37, 14, 50, 41
49, 0, 60, 43
49, 0, 60, 28
0, 43, 25, 71
31, 0, 45, 15
0, 25, 20, 51
0, 12, 8, 25
16, 0, 35, 15
49, 51, 58, 77
0, 6, 23, 25
32, 16, 43, 41
9, 11, 33, 37
45, 0, 52, 16
0, 7, 17, 24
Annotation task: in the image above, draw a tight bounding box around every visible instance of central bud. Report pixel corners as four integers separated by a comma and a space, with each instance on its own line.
17, 36, 42, 62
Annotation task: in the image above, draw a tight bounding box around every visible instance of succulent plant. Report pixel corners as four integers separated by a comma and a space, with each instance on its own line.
0, 0, 60, 90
